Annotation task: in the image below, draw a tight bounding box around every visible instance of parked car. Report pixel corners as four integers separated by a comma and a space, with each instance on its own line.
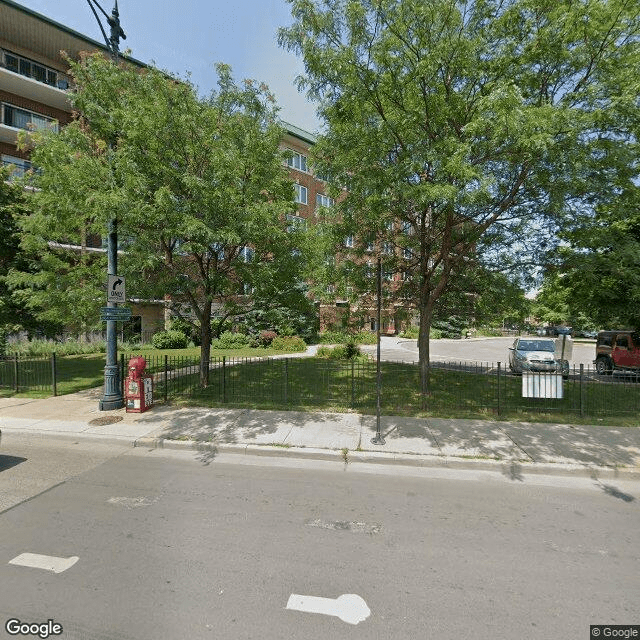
508, 338, 569, 376
594, 330, 640, 375
553, 326, 573, 337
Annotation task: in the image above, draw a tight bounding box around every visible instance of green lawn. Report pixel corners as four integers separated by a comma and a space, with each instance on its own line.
3, 352, 639, 426
0, 346, 304, 399
169, 358, 640, 427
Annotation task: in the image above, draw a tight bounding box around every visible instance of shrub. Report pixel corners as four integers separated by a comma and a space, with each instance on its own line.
316, 342, 361, 359
271, 335, 307, 352
8, 338, 107, 356
319, 330, 349, 344
211, 331, 255, 349
319, 330, 377, 345
354, 331, 377, 344
399, 326, 419, 339
152, 330, 189, 350
257, 330, 277, 347
170, 318, 201, 345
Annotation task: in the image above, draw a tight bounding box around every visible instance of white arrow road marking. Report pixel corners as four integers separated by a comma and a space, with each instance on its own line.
9, 553, 79, 574
286, 593, 370, 625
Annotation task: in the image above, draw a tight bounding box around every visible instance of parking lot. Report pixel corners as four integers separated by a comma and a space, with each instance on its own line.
366, 335, 597, 369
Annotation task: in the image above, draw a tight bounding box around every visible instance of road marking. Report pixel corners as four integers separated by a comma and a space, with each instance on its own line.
286, 593, 370, 625
9, 553, 79, 574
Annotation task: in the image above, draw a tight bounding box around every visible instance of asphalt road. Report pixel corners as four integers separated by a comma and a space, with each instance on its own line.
1, 438, 638, 640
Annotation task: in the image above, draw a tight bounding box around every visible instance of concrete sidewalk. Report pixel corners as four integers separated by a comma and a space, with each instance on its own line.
1, 389, 639, 479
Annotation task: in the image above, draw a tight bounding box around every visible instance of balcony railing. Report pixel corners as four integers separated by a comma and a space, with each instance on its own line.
1, 48, 71, 91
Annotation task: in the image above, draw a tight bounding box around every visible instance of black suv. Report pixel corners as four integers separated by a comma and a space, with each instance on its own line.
594, 330, 640, 375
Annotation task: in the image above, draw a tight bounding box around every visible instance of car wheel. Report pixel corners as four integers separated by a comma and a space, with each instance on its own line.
595, 358, 612, 375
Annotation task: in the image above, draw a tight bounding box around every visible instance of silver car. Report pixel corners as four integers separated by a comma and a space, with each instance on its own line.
508, 338, 569, 376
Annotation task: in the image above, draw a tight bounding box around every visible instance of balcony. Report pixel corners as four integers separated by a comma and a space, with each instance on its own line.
1, 102, 59, 145
0, 52, 72, 113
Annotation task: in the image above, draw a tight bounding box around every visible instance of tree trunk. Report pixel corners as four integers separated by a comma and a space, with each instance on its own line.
418, 303, 432, 410
199, 299, 213, 388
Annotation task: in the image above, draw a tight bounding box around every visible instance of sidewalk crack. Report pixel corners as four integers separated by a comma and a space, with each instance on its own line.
423, 418, 442, 454
498, 425, 536, 462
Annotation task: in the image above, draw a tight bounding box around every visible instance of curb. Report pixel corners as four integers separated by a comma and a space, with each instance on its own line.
4, 427, 639, 481
133, 436, 640, 480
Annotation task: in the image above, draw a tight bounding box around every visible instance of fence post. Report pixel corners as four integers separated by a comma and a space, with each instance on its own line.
14, 353, 18, 393
284, 358, 289, 405
164, 355, 168, 403
351, 359, 355, 408
222, 356, 226, 403
579, 364, 584, 417
497, 362, 502, 416
51, 353, 57, 397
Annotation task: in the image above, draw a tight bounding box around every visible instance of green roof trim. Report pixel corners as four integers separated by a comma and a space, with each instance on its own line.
280, 120, 317, 145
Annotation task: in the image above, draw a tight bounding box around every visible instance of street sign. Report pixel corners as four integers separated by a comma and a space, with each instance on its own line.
100, 306, 132, 322
107, 275, 126, 303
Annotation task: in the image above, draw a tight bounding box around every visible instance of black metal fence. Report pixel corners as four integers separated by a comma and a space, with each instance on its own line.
3, 353, 640, 419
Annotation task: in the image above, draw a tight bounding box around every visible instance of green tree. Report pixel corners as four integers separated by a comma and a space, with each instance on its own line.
1, 165, 61, 351
16, 55, 315, 385
280, 0, 639, 403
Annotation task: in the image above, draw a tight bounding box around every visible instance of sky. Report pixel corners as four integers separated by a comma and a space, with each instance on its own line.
15, 0, 321, 134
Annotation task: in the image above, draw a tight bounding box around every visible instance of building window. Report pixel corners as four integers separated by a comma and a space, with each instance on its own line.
315, 193, 334, 210
240, 246, 254, 262
1, 103, 58, 133
286, 150, 308, 172
344, 235, 354, 248
383, 242, 394, 255
2, 155, 32, 178
403, 248, 413, 260
294, 183, 308, 205
286, 214, 307, 231
3, 50, 58, 87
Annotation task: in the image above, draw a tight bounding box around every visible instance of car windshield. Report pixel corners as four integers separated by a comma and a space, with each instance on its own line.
517, 340, 555, 352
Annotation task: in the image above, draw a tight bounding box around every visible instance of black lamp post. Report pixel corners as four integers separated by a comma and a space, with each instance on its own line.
87, 0, 126, 410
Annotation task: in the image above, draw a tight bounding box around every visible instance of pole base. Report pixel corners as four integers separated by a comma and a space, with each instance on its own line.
99, 397, 124, 411
370, 435, 386, 446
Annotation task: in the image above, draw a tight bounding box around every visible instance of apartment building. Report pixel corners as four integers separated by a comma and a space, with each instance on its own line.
280, 123, 405, 334
2, 0, 405, 339
1, 0, 166, 340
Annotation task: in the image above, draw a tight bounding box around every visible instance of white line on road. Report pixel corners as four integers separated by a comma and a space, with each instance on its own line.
286, 593, 370, 625
9, 553, 79, 574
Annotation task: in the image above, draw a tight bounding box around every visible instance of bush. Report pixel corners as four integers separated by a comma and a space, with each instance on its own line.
354, 331, 377, 344
8, 338, 107, 356
211, 331, 255, 349
170, 318, 201, 346
257, 330, 277, 347
319, 330, 350, 344
271, 335, 307, 352
152, 330, 190, 350
399, 326, 419, 339
316, 342, 361, 359
319, 330, 377, 345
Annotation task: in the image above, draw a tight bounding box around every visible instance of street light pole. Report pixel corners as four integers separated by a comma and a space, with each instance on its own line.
87, 0, 126, 410
371, 256, 385, 445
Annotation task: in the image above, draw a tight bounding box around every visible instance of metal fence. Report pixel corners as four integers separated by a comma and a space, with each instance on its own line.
2, 353, 640, 419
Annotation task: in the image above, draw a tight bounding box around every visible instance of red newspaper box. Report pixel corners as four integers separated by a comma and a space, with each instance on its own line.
125, 356, 153, 413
